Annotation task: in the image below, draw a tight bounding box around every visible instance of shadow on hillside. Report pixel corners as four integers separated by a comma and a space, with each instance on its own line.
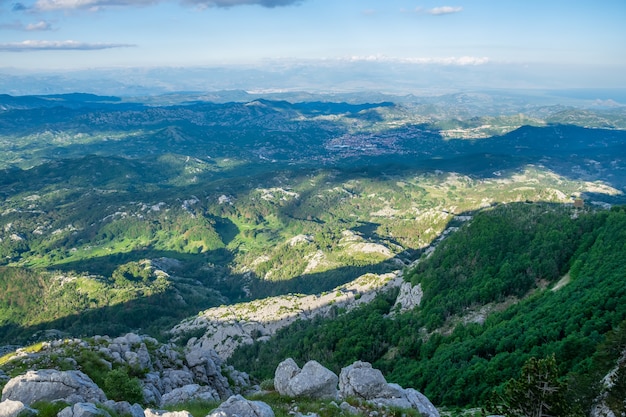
0, 235, 422, 346
50, 248, 220, 274
0, 200, 604, 350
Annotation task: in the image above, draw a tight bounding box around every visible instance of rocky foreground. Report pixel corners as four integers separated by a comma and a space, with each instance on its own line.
0, 333, 439, 417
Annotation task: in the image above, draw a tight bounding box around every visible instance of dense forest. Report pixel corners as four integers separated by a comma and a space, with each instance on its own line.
230, 203, 626, 413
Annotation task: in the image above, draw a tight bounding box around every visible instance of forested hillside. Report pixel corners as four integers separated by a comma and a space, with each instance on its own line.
230, 203, 626, 413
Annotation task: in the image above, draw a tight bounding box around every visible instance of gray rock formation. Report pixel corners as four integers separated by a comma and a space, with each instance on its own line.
57, 402, 111, 417
338, 361, 393, 399
172, 272, 403, 359
274, 358, 338, 399
0, 399, 36, 417
160, 383, 220, 406
339, 361, 439, 417
391, 282, 423, 314
339, 401, 359, 415
144, 409, 193, 417
206, 394, 274, 417
0, 333, 251, 408
102, 400, 145, 417
274, 358, 300, 396
1, 369, 107, 406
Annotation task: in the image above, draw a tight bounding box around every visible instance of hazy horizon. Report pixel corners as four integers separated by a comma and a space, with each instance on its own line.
1, 1, 625, 95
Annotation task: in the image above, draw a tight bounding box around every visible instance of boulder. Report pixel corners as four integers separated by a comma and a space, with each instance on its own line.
103, 400, 145, 417
145, 409, 193, 417
339, 401, 359, 415
274, 358, 300, 395
339, 362, 439, 417
57, 402, 111, 417
338, 361, 395, 399
274, 359, 338, 399
185, 346, 221, 369
206, 394, 274, 417
0, 399, 36, 417
160, 384, 220, 406
1, 369, 107, 406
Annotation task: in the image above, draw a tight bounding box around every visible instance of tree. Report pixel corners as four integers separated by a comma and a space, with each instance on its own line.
487, 355, 583, 417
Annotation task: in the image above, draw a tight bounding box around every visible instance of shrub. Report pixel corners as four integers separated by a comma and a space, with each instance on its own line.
103, 367, 144, 404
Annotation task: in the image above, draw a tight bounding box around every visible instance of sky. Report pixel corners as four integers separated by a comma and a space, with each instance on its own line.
0, 0, 625, 90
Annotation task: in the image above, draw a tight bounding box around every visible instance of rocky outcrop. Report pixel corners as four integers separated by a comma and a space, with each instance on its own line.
0, 399, 36, 417
206, 394, 274, 417
274, 358, 338, 399
145, 409, 193, 417
103, 400, 145, 417
160, 384, 220, 406
1, 369, 106, 406
391, 282, 423, 314
339, 361, 439, 417
172, 272, 404, 359
57, 402, 111, 417
0, 333, 250, 409
590, 347, 626, 417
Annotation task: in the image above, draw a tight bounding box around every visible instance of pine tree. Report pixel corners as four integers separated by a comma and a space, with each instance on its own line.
487, 355, 583, 417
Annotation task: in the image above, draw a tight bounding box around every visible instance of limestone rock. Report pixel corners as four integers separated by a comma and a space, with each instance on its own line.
160, 383, 220, 406
274, 358, 300, 396
339, 362, 439, 417
338, 361, 395, 399
145, 409, 193, 417
275, 358, 338, 399
57, 402, 111, 417
391, 282, 423, 313
0, 399, 36, 417
1, 369, 107, 406
103, 400, 145, 417
339, 401, 359, 415
206, 394, 274, 417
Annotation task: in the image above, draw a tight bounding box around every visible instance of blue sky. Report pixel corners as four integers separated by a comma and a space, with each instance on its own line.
0, 0, 625, 89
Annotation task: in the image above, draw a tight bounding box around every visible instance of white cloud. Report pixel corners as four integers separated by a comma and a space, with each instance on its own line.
25, 20, 53, 31
427, 6, 463, 15
0, 39, 135, 51
31, 0, 301, 10
33, 0, 157, 11
182, 0, 302, 7
0, 20, 52, 31
346, 55, 489, 66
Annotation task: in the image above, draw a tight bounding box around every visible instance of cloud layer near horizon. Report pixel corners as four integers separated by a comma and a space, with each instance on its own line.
0, 40, 134, 51
29, 0, 301, 11
346, 55, 489, 66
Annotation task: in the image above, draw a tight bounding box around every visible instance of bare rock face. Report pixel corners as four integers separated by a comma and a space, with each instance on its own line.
339, 361, 439, 417
1, 369, 107, 406
206, 394, 274, 417
391, 282, 423, 314
274, 358, 338, 399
